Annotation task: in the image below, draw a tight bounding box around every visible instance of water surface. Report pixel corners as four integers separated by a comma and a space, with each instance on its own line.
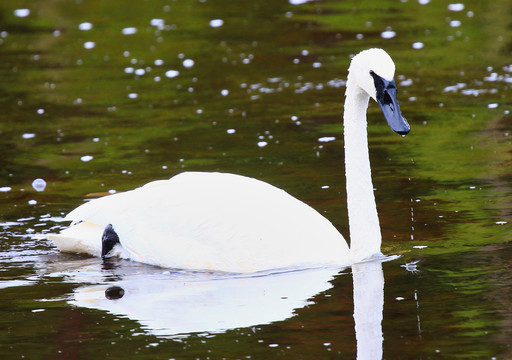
1, 0, 512, 358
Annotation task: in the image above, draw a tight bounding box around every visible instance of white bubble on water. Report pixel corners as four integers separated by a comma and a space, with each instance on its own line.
448, 3, 464, 11
14, 9, 30, 18
79, 22, 93, 31
81, 155, 93, 162
257, 141, 268, 148
221, 89, 229, 96
32, 178, 47, 192
22, 133, 36, 139
165, 70, 179, 78
209, 19, 224, 28
28, 199, 37, 205
381, 30, 396, 39
412, 42, 424, 49
122, 27, 137, 35
0, 187, 12, 192
182, 59, 194, 68
318, 136, 336, 143
289, 0, 312, 5
83, 41, 96, 49
150, 19, 165, 28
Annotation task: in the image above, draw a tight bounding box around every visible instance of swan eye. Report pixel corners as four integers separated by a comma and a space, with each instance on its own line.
369, 70, 394, 103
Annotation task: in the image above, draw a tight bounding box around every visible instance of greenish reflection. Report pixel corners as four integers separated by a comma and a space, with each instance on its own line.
1, 0, 512, 359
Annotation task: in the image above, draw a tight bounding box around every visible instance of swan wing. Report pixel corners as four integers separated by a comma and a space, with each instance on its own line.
56, 172, 348, 272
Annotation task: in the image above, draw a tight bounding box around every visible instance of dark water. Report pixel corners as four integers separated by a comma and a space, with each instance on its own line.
1, 0, 512, 358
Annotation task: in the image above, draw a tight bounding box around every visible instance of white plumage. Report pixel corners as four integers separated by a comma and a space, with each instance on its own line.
47, 48, 409, 273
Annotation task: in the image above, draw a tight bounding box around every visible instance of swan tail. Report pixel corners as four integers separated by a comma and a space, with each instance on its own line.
46, 221, 103, 257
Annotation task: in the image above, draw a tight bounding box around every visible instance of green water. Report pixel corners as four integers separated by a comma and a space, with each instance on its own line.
1, 0, 512, 358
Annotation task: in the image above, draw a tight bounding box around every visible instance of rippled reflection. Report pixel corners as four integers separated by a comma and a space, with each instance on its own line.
39, 257, 386, 359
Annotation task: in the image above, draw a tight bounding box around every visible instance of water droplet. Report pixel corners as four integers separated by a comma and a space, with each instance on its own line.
32, 178, 47, 192
381, 30, 396, 39
80, 155, 93, 162
318, 136, 336, 143
122, 27, 137, 35
22, 133, 36, 139
0, 187, 12, 192
37, 108, 45, 114
83, 41, 96, 49
412, 42, 424, 49
14, 9, 30, 18
449, 20, 461, 27
488, 103, 498, 109
154, 59, 164, 66
134, 68, 145, 76
221, 89, 229, 96
289, 0, 312, 4
209, 19, 224, 28
448, 3, 464, 11
165, 70, 179, 78
28, 199, 37, 205
150, 19, 165, 27
78, 22, 93, 31
182, 59, 194, 68
128, 93, 138, 99
257, 141, 268, 147
226, 129, 236, 134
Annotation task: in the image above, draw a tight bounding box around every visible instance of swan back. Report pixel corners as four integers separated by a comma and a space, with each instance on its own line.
56, 172, 348, 272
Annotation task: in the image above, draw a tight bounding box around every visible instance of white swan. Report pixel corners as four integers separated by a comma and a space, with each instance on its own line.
47, 48, 409, 273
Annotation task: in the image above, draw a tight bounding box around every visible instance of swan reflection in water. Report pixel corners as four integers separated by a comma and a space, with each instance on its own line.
62, 258, 386, 359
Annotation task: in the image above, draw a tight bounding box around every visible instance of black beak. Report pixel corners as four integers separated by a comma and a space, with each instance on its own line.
370, 71, 410, 135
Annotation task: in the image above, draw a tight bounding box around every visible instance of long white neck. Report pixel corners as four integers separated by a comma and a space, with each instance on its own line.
343, 79, 382, 261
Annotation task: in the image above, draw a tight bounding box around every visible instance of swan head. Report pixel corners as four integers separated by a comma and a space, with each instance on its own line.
347, 48, 410, 135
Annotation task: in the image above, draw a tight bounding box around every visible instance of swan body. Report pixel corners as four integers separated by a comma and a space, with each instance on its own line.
47, 48, 409, 273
